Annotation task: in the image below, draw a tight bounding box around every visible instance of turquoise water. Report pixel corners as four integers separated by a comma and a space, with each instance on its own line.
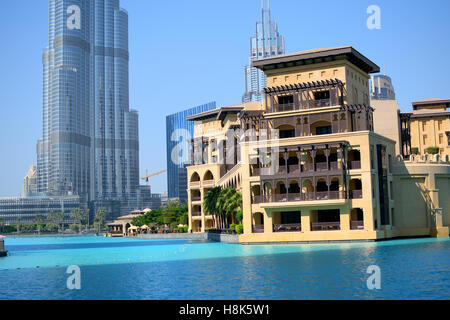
0, 235, 449, 299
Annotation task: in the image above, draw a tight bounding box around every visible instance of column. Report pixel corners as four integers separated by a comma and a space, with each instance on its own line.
301, 209, 311, 232
200, 188, 205, 233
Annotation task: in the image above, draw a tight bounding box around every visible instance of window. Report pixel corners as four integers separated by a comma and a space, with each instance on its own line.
309, 73, 314, 79
285, 76, 289, 82
314, 90, 330, 100
316, 126, 332, 135
423, 135, 427, 145
422, 121, 426, 131
438, 120, 442, 131
439, 134, 443, 145
321, 71, 326, 77
278, 95, 294, 105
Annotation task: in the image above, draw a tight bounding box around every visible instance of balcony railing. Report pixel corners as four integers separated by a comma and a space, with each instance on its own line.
349, 190, 363, 199
309, 99, 332, 108
351, 221, 364, 230
252, 224, 264, 233
255, 191, 344, 204
288, 165, 301, 174
191, 196, 201, 202
311, 222, 341, 231
251, 161, 340, 177
251, 168, 261, 177
192, 211, 201, 217
273, 103, 295, 113
348, 161, 361, 170
273, 223, 302, 233
203, 180, 214, 187
190, 181, 200, 188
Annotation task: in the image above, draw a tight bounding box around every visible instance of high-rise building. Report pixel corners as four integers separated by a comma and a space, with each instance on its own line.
23, 165, 37, 195
166, 102, 216, 204
371, 74, 396, 100
242, 3, 285, 103
36, 0, 141, 215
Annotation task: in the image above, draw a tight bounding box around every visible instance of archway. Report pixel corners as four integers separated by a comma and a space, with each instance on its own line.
349, 179, 362, 199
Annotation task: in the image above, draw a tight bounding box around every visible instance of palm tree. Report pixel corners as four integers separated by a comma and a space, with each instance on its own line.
33, 214, 45, 235
70, 208, 87, 226
95, 207, 107, 233
47, 211, 64, 233
203, 187, 221, 229
224, 190, 242, 225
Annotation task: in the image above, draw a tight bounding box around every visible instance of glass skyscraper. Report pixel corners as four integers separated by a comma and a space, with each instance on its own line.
166, 102, 216, 204
242, 5, 285, 102
37, 0, 140, 214
371, 74, 396, 100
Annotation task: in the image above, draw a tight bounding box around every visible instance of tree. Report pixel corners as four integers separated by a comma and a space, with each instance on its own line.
70, 208, 87, 225
47, 211, 64, 233
165, 199, 180, 209
16, 217, 21, 234
33, 214, 45, 235
203, 187, 222, 229
94, 207, 107, 232
0, 217, 4, 233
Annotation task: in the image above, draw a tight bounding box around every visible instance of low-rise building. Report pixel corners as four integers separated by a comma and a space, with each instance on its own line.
400, 99, 450, 157
185, 46, 450, 243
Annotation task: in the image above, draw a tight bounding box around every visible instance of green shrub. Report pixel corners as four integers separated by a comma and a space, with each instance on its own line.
410, 147, 419, 155
229, 224, 236, 232
235, 210, 243, 224
2, 225, 17, 233
425, 146, 439, 155
235, 224, 244, 235
70, 224, 82, 233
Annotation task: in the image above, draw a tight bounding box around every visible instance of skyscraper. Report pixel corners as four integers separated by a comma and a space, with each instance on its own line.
166, 102, 216, 204
37, 0, 140, 215
371, 74, 396, 100
242, 3, 285, 103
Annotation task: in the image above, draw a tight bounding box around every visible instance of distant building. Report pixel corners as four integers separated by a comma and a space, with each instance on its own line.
23, 165, 37, 195
370, 74, 401, 155
371, 74, 396, 100
242, 4, 285, 103
166, 102, 216, 204
400, 99, 450, 157
0, 194, 82, 225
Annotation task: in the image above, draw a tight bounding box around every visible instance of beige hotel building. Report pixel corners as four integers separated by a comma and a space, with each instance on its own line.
185, 47, 450, 244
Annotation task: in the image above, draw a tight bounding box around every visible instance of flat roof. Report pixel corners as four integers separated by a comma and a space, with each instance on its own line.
252, 46, 380, 74
186, 106, 244, 121
412, 98, 450, 109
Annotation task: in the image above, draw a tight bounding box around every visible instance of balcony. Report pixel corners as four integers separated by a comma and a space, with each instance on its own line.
252, 224, 264, 233
349, 190, 363, 199
273, 223, 302, 233
255, 191, 344, 204
273, 103, 295, 113
311, 222, 341, 231
192, 211, 201, 217
203, 180, 214, 187
190, 181, 200, 188
348, 161, 361, 170
309, 99, 332, 109
350, 221, 364, 230
191, 196, 201, 202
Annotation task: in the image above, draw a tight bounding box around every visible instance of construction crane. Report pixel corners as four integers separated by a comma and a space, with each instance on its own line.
141, 169, 167, 186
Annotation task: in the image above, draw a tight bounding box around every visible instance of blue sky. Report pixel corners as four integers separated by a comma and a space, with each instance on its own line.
0, 0, 449, 197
